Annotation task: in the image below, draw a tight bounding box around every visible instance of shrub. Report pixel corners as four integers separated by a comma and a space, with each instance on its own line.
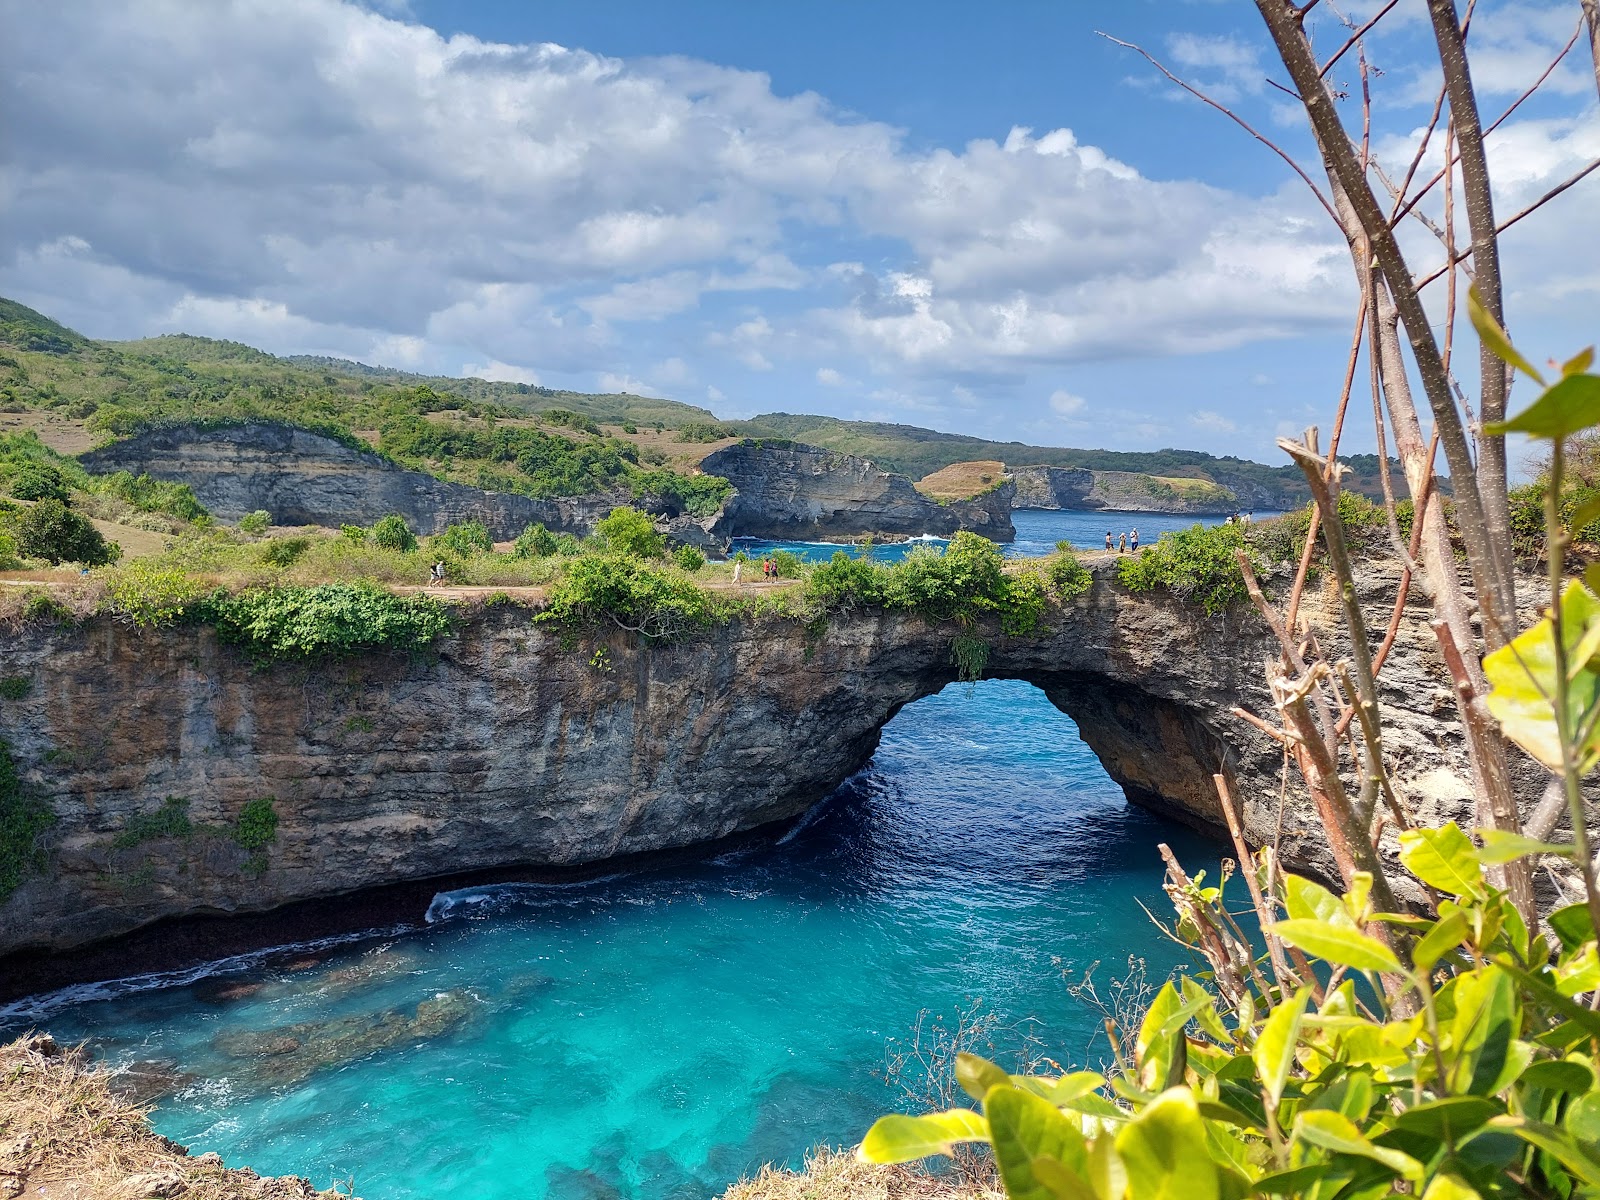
596, 506, 665, 559
1047, 545, 1093, 600
538, 553, 713, 642
0, 676, 30, 701
111, 796, 192, 848
513, 523, 559, 559
238, 510, 271, 536
103, 560, 212, 627
621, 422, 638, 435
8, 462, 69, 503
675, 422, 737, 443
431, 520, 493, 557
340, 523, 366, 542
770, 550, 802, 579
0, 739, 53, 900
208, 582, 453, 662
631, 469, 733, 518
99, 472, 207, 521
231, 796, 278, 850
542, 408, 602, 436
371, 514, 418, 553
673, 544, 706, 572
258, 536, 311, 567
803, 551, 885, 612
15, 498, 119, 566
0, 532, 19, 570
1116, 521, 1253, 615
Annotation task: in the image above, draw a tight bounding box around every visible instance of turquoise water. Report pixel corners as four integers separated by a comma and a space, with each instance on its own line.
733, 507, 1283, 563
6, 681, 1220, 1199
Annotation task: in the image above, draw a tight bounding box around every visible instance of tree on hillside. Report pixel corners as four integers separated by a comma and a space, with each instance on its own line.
15, 498, 118, 565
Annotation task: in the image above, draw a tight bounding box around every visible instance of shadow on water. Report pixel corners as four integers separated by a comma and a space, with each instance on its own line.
12, 680, 1226, 1200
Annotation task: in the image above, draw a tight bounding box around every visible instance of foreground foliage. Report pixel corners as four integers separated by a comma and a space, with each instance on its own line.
206, 583, 454, 662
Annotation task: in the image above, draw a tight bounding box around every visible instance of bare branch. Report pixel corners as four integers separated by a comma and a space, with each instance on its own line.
1319, 0, 1402, 78
1095, 31, 1339, 224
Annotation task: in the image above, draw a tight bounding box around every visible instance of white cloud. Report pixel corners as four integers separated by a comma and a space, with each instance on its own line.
1049, 389, 1086, 416
461, 359, 540, 384
816, 367, 846, 387
1191, 409, 1239, 433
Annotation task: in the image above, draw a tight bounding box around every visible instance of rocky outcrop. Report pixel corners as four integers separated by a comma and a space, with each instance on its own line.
703, 440, 1014, 541
1012, 465, 1238, 515
79, 423, 624, 540
1, 558, 1546, 977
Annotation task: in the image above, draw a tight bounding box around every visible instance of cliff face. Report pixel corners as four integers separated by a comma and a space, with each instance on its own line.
1011, 466, 1238, 515
80, 424, 622, 540
0, 560, 1512, 966
703, 441, 1015, 542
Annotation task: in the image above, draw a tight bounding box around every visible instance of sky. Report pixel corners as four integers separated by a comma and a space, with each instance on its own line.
1, 0, 1596, 463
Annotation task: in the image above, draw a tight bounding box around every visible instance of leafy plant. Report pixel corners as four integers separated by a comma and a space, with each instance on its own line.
238, 510, 271, 536
673, 544, 706, 572
1047, 544, 1093, 600
0, 739, 53, 901
15, 497, 119, 566
513, 522, 559, 559
259, 536, 311, 567
596, 506, 665, 559
538, 553, 713, 643
370, 514, 418, 553
8, 461, 68, 502
103, 560, 212, 627
111, 796, 192, 849
431, 520, 494, 558
208, 582, 452, 662
231, 796, 278, 851
1116, 521, 1255, 616
0, 676, 30, 701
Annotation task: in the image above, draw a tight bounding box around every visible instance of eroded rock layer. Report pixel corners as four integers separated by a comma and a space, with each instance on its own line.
0, 560, 1511, 967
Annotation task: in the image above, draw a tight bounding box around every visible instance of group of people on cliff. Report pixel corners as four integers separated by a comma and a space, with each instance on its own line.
1105, 529, 1139, 554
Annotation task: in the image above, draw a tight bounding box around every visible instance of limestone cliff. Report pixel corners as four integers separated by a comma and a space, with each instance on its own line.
703, 440, 1015, 542
1012, 465, 1239, 515
80, 423, 625, 540
0, 559, 1525, 977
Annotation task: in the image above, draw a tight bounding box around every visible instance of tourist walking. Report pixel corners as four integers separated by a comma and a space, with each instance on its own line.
429, 560, 446, 585
1105, 531, 1113, 552
733, 558, 744, 586
1118, 532, 1127, 553
1130, 528, 1139, 552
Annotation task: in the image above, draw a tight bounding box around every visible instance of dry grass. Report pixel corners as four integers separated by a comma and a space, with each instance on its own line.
913, 461, 1006, 502
0, 1034, 351, 1200
721, 1148, 1000, 1200
0, 412, 97, 455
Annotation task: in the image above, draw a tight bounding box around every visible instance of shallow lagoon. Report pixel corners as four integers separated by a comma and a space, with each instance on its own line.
8, 680, 1221, 1199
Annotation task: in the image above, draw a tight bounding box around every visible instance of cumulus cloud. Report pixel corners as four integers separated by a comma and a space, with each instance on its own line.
461, 359, 540, 385
0, 0, 1592, 441
1191, 409, 1239, 434
1049, 389, 1086, 416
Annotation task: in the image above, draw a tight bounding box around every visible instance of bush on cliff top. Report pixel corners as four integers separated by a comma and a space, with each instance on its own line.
1116, 520, 1257, 616
207, 582, 453, 662
538, 552, 713, 643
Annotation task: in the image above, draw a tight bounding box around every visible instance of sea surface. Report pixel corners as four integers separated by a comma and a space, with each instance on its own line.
733, 506, 1284, 563
5, 682, 1223, 1200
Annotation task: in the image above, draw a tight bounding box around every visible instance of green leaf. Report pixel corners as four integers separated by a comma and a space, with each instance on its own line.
1029, 1153, 1098, 1200
1114, 1087, 1219, 1200
1399, 824, 1488, 900
1468, 284, 1546, 386
1252, 987, 1310, 1109
1448, 967, 1519, 1095
1503, 963, 1600, 1039
986, 1085, 1089, 1200
1420, 1174, 1485, 1200
1182, 977, 1231, 1045
1562, 346, 1596, 377
1137, 982, 1200, 1092
955, 1052, 1011, 1103
1486, 583, 1600, 771
1294, 1109, 1423, 1181
1519, 1058, 1593, 1094
858, 1109, 989, 1164
1484, 1116, 1600, 1187
1392, 1096, 1500, 1141
1567, 1093, 1600, 1145
1489, 373, 1600, 438
1271, 920, 1403, 974
1475, 829, 1576, 865
1283, 873, 1348, 925
1412, 910, 1471, 972
1251, 1164, 1331, 1196
1548, 902, 1597, 952
1039, 1071, 1108, 1107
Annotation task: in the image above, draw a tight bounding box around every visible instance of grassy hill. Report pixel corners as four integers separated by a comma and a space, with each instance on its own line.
0, 294, 1412, 510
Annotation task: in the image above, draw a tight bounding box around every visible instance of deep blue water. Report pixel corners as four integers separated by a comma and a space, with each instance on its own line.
4, 681, 1220, 1199
733, 507, 1283, 563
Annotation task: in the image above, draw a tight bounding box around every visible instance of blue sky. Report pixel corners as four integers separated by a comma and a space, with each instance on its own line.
2, 0, 1596, 465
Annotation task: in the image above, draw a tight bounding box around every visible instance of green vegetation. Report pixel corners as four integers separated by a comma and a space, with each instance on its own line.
258, 536, 310, 567
0, 676, 30, 701
1048, 542, 1093, 600
512, 522, 560, 559
371, 514, 417, 552
1115, 521, 1257, 616
207, 583, 453, 663
596, 506, 665, 559
231, 797, 278, 851
673, 544, 706, 572
12, 497, 118, 566
238, 510, 270, 536
430, 520, 493, 558
110, 796, 192, 849
0, 739, 53, 901
539, 552, 715, 643
103, 560, 212, 628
